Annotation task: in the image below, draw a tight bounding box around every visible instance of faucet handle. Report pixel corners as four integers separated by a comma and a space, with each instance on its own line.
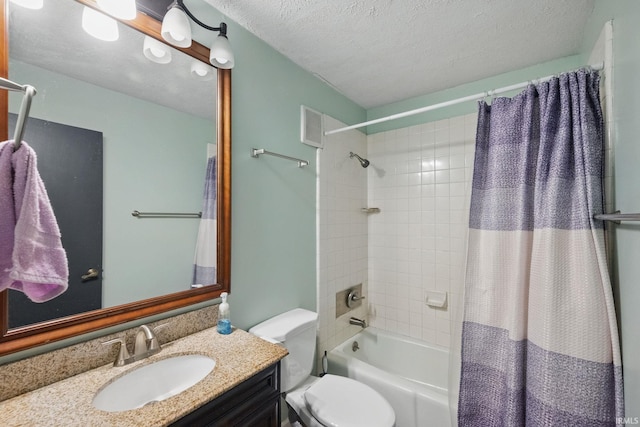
152, 322, 171, 334
346, 289, 366, 308
103, 338, 130, 367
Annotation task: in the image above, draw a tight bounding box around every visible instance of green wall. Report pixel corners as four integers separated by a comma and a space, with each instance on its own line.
214, 13, 366, 330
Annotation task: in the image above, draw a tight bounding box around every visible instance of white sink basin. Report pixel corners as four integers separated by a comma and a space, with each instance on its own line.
92, 354, 216, 412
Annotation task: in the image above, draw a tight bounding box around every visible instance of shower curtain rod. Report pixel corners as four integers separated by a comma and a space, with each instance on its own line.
594, 212, 640, 223
325, 62, 605, 136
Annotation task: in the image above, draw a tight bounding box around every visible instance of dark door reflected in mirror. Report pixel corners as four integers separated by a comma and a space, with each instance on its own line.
0, 0, 231, 355
8, 115, 103, 328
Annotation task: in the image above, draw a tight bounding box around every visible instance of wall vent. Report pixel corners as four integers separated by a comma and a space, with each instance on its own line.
300, 105, 324, 148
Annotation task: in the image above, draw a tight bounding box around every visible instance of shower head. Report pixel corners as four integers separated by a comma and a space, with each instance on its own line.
349, 152, 370, 168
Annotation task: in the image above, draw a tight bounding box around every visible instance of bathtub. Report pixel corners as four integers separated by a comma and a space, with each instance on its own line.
327, 327, 451, 427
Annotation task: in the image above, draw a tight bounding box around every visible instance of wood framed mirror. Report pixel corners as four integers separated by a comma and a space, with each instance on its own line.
0, 0, 231, 356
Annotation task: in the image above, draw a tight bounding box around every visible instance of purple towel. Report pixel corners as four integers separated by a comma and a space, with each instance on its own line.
0, 140, 68, 302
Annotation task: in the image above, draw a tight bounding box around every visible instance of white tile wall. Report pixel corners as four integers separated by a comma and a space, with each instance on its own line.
366, 114, 477, 348
317, 113, 476, 356
316, 115, 368, 370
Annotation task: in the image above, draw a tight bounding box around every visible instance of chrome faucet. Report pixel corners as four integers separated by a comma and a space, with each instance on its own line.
134, 325, 161, 357
103, 324, 165, 367
349, 317, 367, 328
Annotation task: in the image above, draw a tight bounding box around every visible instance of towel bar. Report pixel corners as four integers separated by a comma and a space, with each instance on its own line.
131, 210, 202, 218
251, 148, 309, 168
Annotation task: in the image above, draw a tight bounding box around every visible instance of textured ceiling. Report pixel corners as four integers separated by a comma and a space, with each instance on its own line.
207, 0, 596, 109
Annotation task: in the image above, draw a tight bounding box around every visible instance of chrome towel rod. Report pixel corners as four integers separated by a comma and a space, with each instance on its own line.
594, 211, 640, 224
251, 148, 309, 168
132, 210, 202, 218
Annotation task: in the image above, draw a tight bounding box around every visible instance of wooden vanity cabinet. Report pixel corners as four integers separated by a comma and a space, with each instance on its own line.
170, 362, 281, 427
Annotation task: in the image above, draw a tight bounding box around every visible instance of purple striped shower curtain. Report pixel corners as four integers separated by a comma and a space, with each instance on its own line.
192, 149, 217, 285
458, 69, 623, 426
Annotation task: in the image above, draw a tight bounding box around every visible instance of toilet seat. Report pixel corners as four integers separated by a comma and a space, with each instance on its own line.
303, 374, 395, 427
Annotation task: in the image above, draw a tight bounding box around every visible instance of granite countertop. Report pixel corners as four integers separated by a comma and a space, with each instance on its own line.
0, 327, 288, 427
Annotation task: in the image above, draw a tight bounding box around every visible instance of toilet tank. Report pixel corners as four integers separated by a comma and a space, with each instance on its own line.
249, 308, 318, 392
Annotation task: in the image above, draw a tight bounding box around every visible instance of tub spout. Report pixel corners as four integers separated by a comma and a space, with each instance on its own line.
349, 317, 366, 328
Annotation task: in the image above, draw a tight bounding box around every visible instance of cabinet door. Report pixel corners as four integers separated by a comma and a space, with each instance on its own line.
171, 362, 281, 427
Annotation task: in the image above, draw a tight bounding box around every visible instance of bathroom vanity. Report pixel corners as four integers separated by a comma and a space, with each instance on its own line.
171, 362, 281, 426
0, 327, 287, 426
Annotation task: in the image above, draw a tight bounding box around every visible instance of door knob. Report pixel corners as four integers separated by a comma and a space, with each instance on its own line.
81, 268, 99, 281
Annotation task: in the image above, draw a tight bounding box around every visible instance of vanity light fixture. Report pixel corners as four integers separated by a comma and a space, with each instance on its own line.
97, 0, 137, 20
208, 24, 234, 70
143, 36, 172, 64
161, 1, 192, 48
161, 0, 234, 69
9, 0, 43, 9
82, 6, 119, 42
190, 61, 215, 81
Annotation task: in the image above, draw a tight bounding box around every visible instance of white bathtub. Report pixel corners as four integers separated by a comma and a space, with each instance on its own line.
327, 327, 451, 427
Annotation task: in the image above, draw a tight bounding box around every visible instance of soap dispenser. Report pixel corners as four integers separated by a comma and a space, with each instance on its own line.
217, 292, 231, 334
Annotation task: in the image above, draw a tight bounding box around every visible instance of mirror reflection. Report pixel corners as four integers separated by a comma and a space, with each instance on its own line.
7, 0, 217, 328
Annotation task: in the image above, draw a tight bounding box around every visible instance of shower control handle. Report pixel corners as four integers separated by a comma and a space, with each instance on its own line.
347, 289, 365, 308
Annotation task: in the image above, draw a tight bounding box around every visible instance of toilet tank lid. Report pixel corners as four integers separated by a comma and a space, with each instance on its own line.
249, 308, 318, 342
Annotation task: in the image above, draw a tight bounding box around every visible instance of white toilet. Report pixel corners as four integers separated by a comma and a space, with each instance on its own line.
249, 308, 396, 427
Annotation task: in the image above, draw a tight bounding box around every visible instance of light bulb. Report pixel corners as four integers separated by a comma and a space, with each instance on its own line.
143, 36, 172, 64
97, 0, 136, 20
82, 6, 119, 42
161, 5, 192, 48
191, 61, 215, 81
151, 48, 166, 58
209, 36, 234, 69
9, 0, 43, 9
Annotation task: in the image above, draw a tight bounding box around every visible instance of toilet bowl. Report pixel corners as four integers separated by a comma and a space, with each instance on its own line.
249, 308, 395, 427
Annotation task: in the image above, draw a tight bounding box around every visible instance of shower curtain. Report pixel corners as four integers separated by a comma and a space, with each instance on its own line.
458, 69, 623, 426
192, 144, 217, 285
